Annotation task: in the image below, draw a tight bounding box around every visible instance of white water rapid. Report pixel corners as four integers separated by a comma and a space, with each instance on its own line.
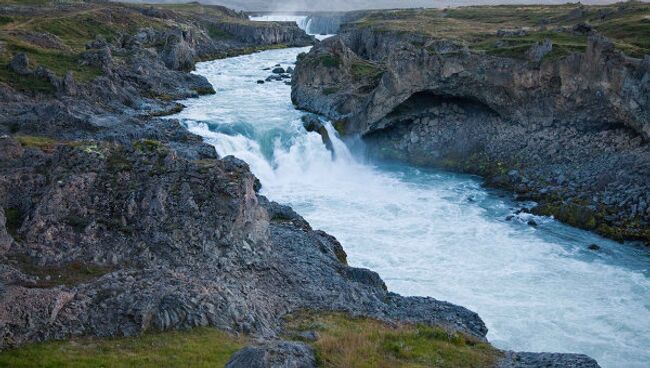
169, 22, 650, 368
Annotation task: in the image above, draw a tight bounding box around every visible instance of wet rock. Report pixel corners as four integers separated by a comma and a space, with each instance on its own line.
587, 244, 601, 251
572, 23, 594, 34
498, 351, 600, 368
257, 80, 265, 84
272, 67, 285, 74
301, 115, 334, 154
527, 220, 538, 227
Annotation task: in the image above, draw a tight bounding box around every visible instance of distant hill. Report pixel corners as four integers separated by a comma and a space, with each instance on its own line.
117, 0, 635, 12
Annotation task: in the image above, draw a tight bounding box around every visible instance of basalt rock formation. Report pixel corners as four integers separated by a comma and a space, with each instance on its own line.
292, 2, 650, 244
0, 136, 488, 348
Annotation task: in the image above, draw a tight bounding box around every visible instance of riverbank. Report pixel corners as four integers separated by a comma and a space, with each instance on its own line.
291, 1, 650, 245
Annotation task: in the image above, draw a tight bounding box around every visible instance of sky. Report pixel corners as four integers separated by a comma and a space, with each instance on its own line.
121, 1, 638, 12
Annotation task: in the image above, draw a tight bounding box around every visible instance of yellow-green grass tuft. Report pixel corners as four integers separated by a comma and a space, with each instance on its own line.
0, 328, 246, 368
285, 311, 500, 368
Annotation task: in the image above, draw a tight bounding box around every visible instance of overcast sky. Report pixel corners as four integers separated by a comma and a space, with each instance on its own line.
121, 0, 637, 12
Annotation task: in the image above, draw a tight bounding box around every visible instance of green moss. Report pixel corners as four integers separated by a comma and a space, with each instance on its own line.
133, 139, 164, 153
532, 201, 598, 230
350, 59, 382, 81
3, 207, 22, 238
322, 87, 340, 95
204, 24, 234, 40
285, 311, 500, 368
0, 15, 13, 26
7, 254, 111, 288
0, 36, 102, 89
333, 120, 347, 136
473, 31, 587, 60
149, 104, 185, 117
0, 327, 245, 367
320, 54, 341, 68
106, 149, 132, 172
0, 65, 54, 93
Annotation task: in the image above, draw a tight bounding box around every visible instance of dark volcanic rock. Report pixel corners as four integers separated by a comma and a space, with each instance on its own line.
226, 341, 316, 368
0, 138, 487, 349
301, 115, 334, 154
8, 53, 31, 75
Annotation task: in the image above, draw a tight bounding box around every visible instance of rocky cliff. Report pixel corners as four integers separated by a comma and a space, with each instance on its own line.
292, 2, 650, 244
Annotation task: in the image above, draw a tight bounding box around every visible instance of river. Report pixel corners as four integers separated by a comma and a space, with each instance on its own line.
169, 24, 650, 368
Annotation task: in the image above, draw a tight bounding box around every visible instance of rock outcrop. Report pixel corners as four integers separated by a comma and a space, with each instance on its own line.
292, 5, 650, 244
0, 137, 486, 349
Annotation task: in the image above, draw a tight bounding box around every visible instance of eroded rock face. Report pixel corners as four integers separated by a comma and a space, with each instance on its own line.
292, 28, 650, 244
0, 137, 486, 349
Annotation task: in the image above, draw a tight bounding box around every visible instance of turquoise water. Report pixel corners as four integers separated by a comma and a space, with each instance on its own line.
170, 46, 650, 368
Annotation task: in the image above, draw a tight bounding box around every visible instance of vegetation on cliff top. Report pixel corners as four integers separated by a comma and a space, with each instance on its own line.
0, 0, 284, 91
0, 312, 499, 367
352, 1, 650, 59
285, 312, 500, 368
0, 328, 246, 368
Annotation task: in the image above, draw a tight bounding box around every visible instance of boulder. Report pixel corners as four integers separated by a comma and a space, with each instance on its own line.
527, 39, 553, 62
9, 53, 31, 75
226, 342, 316, 368
301, 115, 334, 154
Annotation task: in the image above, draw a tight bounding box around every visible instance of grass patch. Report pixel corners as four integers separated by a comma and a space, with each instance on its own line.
0, 15, 13, 27
204, 23, 234, 40
320, 54, 341, 68
7, 254, 112, 288
473, 30, 587, 60
106, 148, 132, 172
351, 2, 650, 58
285, 312, 500, 368
0, 35, 101, 90
133, 139, 164, 153
0, 327, 245, 368
15, 135, 58, 151
350, 59, 381, 79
